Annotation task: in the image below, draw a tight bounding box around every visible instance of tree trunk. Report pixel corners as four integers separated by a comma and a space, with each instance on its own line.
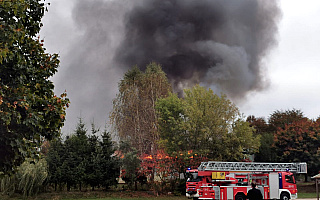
305, 173, 308, 182
135, 180, 138, 191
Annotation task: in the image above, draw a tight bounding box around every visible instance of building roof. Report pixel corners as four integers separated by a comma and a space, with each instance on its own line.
311, 174, 320, 179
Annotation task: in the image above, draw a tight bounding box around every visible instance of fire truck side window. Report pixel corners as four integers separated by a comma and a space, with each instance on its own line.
285, 175, 295, 183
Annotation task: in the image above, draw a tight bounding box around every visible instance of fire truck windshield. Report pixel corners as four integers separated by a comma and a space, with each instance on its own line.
186, 172, 201, 182
285, 174, 295, 184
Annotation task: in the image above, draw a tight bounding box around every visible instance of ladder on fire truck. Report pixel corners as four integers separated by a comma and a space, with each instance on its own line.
198, 161, 307, 173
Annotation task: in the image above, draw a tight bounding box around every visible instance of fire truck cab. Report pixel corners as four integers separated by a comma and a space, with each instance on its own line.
186, 161, 307, 200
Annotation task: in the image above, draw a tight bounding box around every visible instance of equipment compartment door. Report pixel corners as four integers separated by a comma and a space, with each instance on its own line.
269, 173, 279, 199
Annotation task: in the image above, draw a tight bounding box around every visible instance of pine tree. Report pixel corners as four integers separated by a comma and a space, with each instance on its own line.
99, 129, 119, 190
62, 118, 88, 191
46, 138, 64, 191
83, 123, 100, 191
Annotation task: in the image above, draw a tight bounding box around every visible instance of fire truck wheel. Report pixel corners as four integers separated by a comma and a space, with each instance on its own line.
192, 198, 198, 200
280, 192, 290, 200
235, 193, 246, 200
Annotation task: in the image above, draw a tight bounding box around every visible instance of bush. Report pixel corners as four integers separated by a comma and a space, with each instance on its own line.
0, 158, 48, 197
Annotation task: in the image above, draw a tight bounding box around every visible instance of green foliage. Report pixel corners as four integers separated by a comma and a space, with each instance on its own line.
254, 132, 277, 162
119, 141, 141, 190
246, 116, 277, 162
156, 85, 259, 161
100, 130, 120, 189
156, 93, 185, 153
46, 119, 119, 191
83, 125, 100, 190
111, 63, 172, 155
0, 0, 69, 173
0, 158, 47, 197
46, 138, 64, 191
83, 124, 119, 190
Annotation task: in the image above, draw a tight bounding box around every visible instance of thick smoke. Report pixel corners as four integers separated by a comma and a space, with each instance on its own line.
115, 0, 281, 98
48, 0, 281, 133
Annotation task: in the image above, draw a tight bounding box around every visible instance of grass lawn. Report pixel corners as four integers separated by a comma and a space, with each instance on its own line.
2, 192, 319, 200
0, 196, 186, 200
1, 182, 317, 200
62, 198, 186, 200
0, 191, 187, 200
298, 193, 317, 198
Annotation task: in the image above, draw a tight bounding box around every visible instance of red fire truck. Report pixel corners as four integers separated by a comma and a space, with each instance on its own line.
186, 161, 307, 200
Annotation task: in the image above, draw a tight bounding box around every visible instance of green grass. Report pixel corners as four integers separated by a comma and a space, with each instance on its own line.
62, 198, 185, 200
0, 191, 187, 200
0, 182, 317, 200
298, 193, 317, 198
0, 196, 186, 200
2, 192, 319, 200
60, 194, 317, 200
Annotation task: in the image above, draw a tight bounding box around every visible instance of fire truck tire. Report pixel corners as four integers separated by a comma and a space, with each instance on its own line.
280, 192, 290, 200
235, 193, 246, 200
192, 198, 198, 200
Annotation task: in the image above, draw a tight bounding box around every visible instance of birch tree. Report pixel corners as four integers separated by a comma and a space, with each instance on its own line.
110, 63, 171, 156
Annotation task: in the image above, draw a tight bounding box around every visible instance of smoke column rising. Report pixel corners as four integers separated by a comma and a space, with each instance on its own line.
115, 0, 281, 98
49, 0, 281, 133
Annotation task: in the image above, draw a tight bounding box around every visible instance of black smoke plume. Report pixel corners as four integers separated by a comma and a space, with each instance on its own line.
114, 0, 281, 97
49, 0, 281, 132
